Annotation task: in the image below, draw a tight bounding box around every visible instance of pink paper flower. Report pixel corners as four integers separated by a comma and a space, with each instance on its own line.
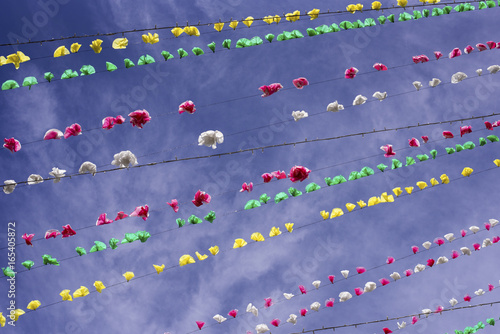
435, 306, 443, 313
494, 121, 500, 127
451, 250, 460, 259
299, 285, 307, 294
380, 144, 396, 157
228, 309, 238, 318
240, 182, 253, 193
442, 131, 454, 139
22, 233, 34, 246
493, 236, 500, 243
292, 77, 309, 89
434, 51, 443, 60
344, 67, 359, 79
272, 170, 287, 179
427, 259, 435, 267
44, 129, 63, 140
473, 243, 480, 251
167, 199, 179, 213
196, 321, 204, 330
130, 205, 149, 221
192, 190, 211, 207
259, 83, 283, 97
434, 237, 445, 246
300, 308, 307, 316
328, 275, 335, 283
178, 100, 196, 114
489, 284, 495, 291
412, 246, 419, 254
461, 229, 467, 237
61, 224, 76, 238
485, 121, 494, 130
386, 257, 395, 264
373, 63, 388, 71
96, 213, 113, 226
270, 319, 280, 327
261, 173, 273, 183
421, 136, 429, 143
412, 316, 418, 324
115, 211, 128, 220
412, 55, 429, 63
379, 278, 390, 286
383, 328, 392, 334
449, 48, 462, 58
102, 117, 115, 130
404, 269, 413, 277
3, 138, 21, 153
464, 294, 471, 302
485, 222, 491, 231
325, 298, 334, 307
45, 229, 61, 239
464, 45, 474, 54
476, 43, 488, 51
354, 287, 363, 296
460, 125, 472, 137
289, 166, 311, 183
114, 115, 125, 124
264, 298, 273, 308
356, 267, 366, 274
128, 109, 151, 128
408, 138, 420, 147
64, 123, 82, 139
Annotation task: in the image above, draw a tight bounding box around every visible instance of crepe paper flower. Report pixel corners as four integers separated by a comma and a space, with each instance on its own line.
196, 321, 205, 330
300, 308, 308, 317
288, 165, 311, 183
355, 200, 366, 209
380, 145, 396, 157
236, 182, 253, 194
461, 167, 473, 177
364, 282, 377, 293
297, 285, 307, 294
198, 130, 224, 149
44, 229, 61, 239
373, 91, 387, 101
8, 309, 24, 322
437, 256, 448, 265
259, 83, 283, 97
3, 138, 21, 153
461, 247, 471, 256
207, 245, 219, 256
390, 272, 401, 281
339, 270, 349, 279
187, 215, 202, 225
111, 212, 127, 222
251, 232, 265, 242
414, 264, 425, 273
111, 37, 128, 49
433, 51, 443, 60
407, 138, 420, 148
310, 302, 321, 312
449, 48, 461, 58
409, 316, 418, 325
176, 100, 196, 115
141, 32, 159, 44
88, 39, 103, 53
421, 241, 432, 250
483, 238, 493, 248
330, 208, 344, 218
491, 219, 499, 227
488, 284, 495, 292
383, 257, 394, 265
164, 199, 179, 213
412, 55, 429, 63
285, 10, 301, 22
464, 294, 471, 302
373, 63, 387, 71
429, 78, 441, 87
226, 20, 238, 30
110, 150, 138, 169
487, 41, 497, 49
61, 224, 76, 238
89, 240, 108, 252
246, 303, 259, 317
58, 289, 73, 302
175, 218, 185, 228
308, 281, 320, 290
261, 173, 274, 183
227, 309, 238, 318
441, 131, 454, 139
410, 246, 419, 254
90, 281, 106, 293
177, 254, 197, 267
128, 109, 151, 129
488, 65, 500, 74
355, 267, 366, 274
354, 287, 364, 296
413, 81, 423, 91
473, 243, 481, 251
379, 278, 390, 286
212, 314, 227, 324
382, 328, 392, 334
27, 174, 44, 186
233, 238, 247, 248
320, 210, 331, 220
195, 251, 208, 261
129, 205, 149, 221
415, 181, 428, 190
345, 67, 359, 79
285, 223, 294, 233
345, 203, 356, 212
75, 246, 87, 255
459, 125, 472, 137
292, 77, 309, 89
462, 45, 474, 55
485, 222, 492, 231
261, 297, 273, 309
72, 286, 89, 299
322, 298, 334, 308
451, 72, 468, 84
326, 101, 344, 112
328, 275, 335, 283
307, 8, 320, 19
150, 264, 165, 275
339, 291, 352, 302
284, 293, 294, 300
5, 51, 30, 69
192, 190, 211, 207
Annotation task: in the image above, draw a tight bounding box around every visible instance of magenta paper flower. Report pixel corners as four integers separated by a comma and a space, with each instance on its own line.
259, 83, 283, 97
473, 243, 480, 251
261, 173, 273, 183
61, 224, 76, 238
427, 259, 435, 267
96, 213, 113, 226
434, 237, 445, 246
373, 63, 388, 71
493, 120, 500, 127
476, 43, 488, 51
344, 67, 358, 79
451, 250, 460, 259
379, 278, 390, 286
412, 246, 419, 254
408, 138, 420, 147
356, 267, 366, 274
44, 129, 63, 140
487, 41, 497, 49
460, 125, 472, 137
270, 319, 280, 327
380, 144, 396, 157
404, 269, 413, 277
178, 100, 196, 114
196, 321, 204, 330
354, 287, 363, 296
3, 138, 21, 153
128, 109, 151, 128
493, 236, 500, 243
240, 182, 253, 193
489, 284, 495, 291
434, 51, 443, 60
64, 123, 82, 139
228, 309, 238, 318
449, 48, 461, 58
264, 298, 273, 308
412, 316, 418, 324
485, 222, 491, 231
412, 55, 429, 63
464, 45, 474, 54
114, 115, 125, 124
383, 328, 392, 334
130, 205, 149, 221
328, 275, 335, 283
325, 298, 334, 307
115, 211, 128, 221
22, 233, 34, 246
299, 285, 307, 294
271, 170, 287, 179
435, 306, 443, 313
386, 256, 395, 264
289, 166, 311, 182
192, 190, 211, 207
421, 136, 429, 143
300, 308, 307, 316
167, 199, 179, 212
45, 229, 61, 239
461, 229, 467, 237
442, 131, 454, 139
102, 117, 115, 130
292, 77, 309, 89
464, 294, 471, 302
485, 121, 493, 130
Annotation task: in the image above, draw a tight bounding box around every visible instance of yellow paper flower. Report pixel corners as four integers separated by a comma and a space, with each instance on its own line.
184, 26, 200, 36
233, 238, 248, 248
27, 300, 41, 310
251, 232, 265, 241
330, 208, 344, 218
269, 227, 282, 237
416, 181, 428, 190
419, 0, 428, 2
153, 264, 165, 274
60, 289, 72, 301
285, 223, 294, 232
346, 203, 356, 212
427, 0, 440, 3
380, 193, 394, 202
73, 286, 89, 298
179, 255, 195, 266
243, 16, 254, 27
209, 246, 219, 255
263, 15, 274, 24
320, 210, 329, 219
142, 32, 159, 44
386, 195, 395, 202
494, 159, 500, 167
397, 0, 408, 7
368, 196, 380, 206
112, 38, 128, 49
357, 200, 367, 208
372, 1, 382, 9
70, 43, 81, 53
430, 178, 439, 186
229, 20, 239, 29
392, 187, 402, 197
196, 251, 208, 260
214, 22, 224, 32
10, 309, 24, 321
54, 46, 70, 58
90, 39, 103, 53
273, 15, 281, 23
94, 281, 106, 293
462, 167, 473, 177
346, 4, 357, 13
0, 312, 5, 327
0, 56, 7, 66
123, 272, 135, 282
285, 10, 301, 22
5, 51, 30, 69
308, 9, 320, 20
355, 3, 364, 10
171, 27, 183, 37
405, 186, 414, 194
440, 174, 450, 184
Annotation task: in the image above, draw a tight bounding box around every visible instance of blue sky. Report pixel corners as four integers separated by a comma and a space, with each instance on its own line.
1, 0, 500, 333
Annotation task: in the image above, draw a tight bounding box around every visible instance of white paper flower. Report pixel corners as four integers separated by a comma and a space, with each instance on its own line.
422, 309, 432, 316
286, 314, 297, 325
326, 101, 344, 112
487, 65, 500, 74
476, 69, 483, 76
291, 110, 309, 121
312, 280, 321, 289
437, 256, 448, 265
246, 303, 258, 317
283, 293, 294, 300
198, 130, 224, 149
429, 78, 441, 87
341, 270, 349, 278
49, 167, 66, 183
213, 314, 227, 323
482, 238, 492, 248
256, 324, 270, 333
475, 289, 485, 296
372, 91, 387, 101
390, 272, 401, 281
397, 321, 406, 329
339, 291, 352, 302
3, 180, 16, 194
461, 247, 471, 256
449, 298, 458, 306
414, 264, 426, 273
451, 72, 467, 84
27, 174, 44, 185
490, 219, 499, 227
364, 282, 377, 293
413, 81, 423, 91
444, 233, 455, 242
79, 161, 97, 175
422, 241, 431, 249
310, 302, 321, 311
111, 150, 138, 168
469, 226, 480, 234
353, 94, 367, 105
